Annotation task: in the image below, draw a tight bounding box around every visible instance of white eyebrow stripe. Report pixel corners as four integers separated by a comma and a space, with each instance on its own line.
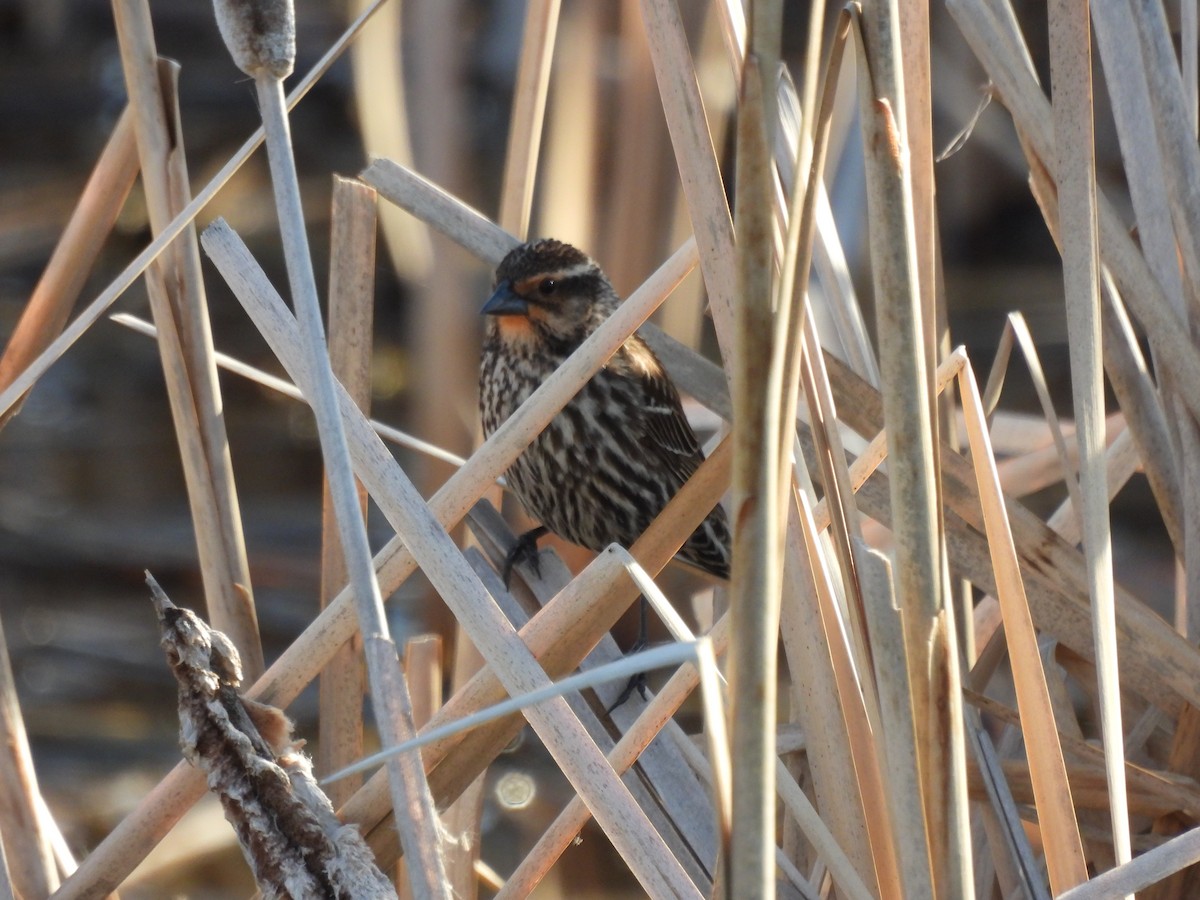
552, 262, 598, 279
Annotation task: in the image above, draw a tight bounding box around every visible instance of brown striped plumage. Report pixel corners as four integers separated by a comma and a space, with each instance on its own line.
479, 239, 731, 579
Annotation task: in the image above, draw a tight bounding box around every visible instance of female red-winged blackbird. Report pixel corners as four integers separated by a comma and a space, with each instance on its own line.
479, 238, 731, 580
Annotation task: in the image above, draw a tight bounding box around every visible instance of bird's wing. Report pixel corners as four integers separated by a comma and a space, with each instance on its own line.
635, 366, 708, 486
604, 334, 710, 486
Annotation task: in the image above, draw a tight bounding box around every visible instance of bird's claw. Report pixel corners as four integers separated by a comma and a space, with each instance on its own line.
606, 670, 649, 714
501, 525, 549, 589
606, 632, 649, 715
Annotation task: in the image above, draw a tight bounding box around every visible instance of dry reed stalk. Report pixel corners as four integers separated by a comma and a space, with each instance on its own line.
827, 356, 1200, 718
797, 312, 872, 670
1089, 5, 1181, 378
0, 105, 138, 424
362, 160, 517, 265
854, 352, 1012, 888
795, 0, 824, 144
490, 521, 871, 899
921, 366, 1031, 885
1123, 1, 1200, 669
1187, 0, 1199, 136
812, 169, 879, 387
406, 1, 478, 506
784, 492, 897, 897
440, 626, 486, 900
537, 0, 600, 249
0, 0, 393, 423
730, 50, 782, 900
639, 0, 737, 350
397, 635, 442, 899
156, 59, 260, 675
646, 285, 1179, 890
349, 439, 732, 868
775, 9, 851, 451
854, 4, 968, 893
498, 0, 560, 239
603, 0, 666, 291
113, 312, 473, 472
111, 0, 264, 676
954, 349, 1088, 891
856, 543, 935, 900
348, 0, 430, 282
1097, 280, 1183, 553
214, 0, 446, 884
770, 761, 871, 900
463, 504, 718, 883
204, 221, 703, 897
1047, 0, 1131, 870
1019, 131, 1183, 560
348, 434, 729, 816
774, 14, 875, 700
656, 5, 730, 345
386, 627, 720, 892
820, 340, 1200, 883
1057, 826, 1200, 900
963, 690, 1200, 820
891, 0, 946, 553
1045, 427, 1140, 548
317, 176, 377, 809
700, 15, 897, 897
404, 636, 443, 753
848, 346, 1014, 866
966, 710, 1045, 897
992, 415, 1120, 500
789, 341, 899, 893
724, 6, 850, 892
0, 613, 57, 897
945, 0, 1200, 425
667, 734, 818, 897
981, 315, 1079, 503
720, 31, 898, 891
358, 631, 445, 900
767, 41, 877, 388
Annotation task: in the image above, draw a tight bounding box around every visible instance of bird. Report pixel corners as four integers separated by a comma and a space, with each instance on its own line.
478, 238, 731, 585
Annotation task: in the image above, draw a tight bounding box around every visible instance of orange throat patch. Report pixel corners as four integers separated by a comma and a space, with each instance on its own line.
495, 315, 537, 342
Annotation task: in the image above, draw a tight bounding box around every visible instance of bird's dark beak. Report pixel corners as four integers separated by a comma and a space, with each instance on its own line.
481, 281, 530, 317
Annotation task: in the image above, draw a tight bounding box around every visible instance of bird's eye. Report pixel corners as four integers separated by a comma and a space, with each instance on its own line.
538, 278, 557, 295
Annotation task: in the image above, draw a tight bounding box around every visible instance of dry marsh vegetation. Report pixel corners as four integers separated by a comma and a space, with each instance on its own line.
0, 0, 1197, 897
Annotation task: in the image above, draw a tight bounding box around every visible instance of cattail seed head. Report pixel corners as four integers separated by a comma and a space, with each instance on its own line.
213, 0, 295, 79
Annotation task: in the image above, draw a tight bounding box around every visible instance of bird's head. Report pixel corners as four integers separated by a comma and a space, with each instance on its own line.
482, 239, 615, 347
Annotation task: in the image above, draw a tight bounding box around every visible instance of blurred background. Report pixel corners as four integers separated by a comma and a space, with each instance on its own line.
0, 0, 1177, 895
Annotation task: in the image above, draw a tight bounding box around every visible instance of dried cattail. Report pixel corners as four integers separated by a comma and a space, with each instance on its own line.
212, 0, 295, 79
147, 574, 397, 899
